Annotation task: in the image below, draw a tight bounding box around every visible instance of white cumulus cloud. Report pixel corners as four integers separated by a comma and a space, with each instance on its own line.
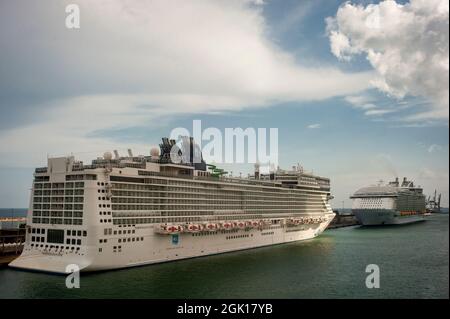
0, 0, 375, 167
327, 0, 449, 120
365, 109, 395, 116
428, 144, 443, 153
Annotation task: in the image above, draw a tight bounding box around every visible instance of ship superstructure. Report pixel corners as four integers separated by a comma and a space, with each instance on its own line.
10, 137, 335, 273
350, 177, 426, 226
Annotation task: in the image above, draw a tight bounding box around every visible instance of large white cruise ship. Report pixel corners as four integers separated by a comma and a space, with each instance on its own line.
10, 137, 335, 273
351, 177, 426, 226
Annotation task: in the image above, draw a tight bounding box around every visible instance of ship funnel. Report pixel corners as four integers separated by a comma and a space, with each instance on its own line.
128, 149, 133, 157
113, 150, 119, 159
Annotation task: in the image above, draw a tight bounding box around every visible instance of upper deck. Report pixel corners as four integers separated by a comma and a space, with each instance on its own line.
34, 138, 331, 193
350, 177, 424, 199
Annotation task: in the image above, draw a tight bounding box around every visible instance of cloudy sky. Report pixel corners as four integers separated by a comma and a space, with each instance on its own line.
0, 0, 448, 207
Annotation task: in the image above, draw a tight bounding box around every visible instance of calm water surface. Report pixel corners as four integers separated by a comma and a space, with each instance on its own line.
0, 214, 448, 298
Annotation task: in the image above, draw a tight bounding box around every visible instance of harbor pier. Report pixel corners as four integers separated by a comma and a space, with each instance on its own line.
327, 210, 359, 229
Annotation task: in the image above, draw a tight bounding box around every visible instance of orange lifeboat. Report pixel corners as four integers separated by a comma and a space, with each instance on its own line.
251, 220, 261, 228
205, 223, 218, 231
186, 224, 201, 232
155, 225, 183, 234
236, 221, 246, 229
221, 221, 233, 229
163, 225, 182, 234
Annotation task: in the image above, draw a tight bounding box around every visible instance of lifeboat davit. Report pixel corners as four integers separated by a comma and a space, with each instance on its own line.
155, 225, 168, 234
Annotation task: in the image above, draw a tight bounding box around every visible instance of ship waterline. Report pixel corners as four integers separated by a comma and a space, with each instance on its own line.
10, 219, 333, 273
353, 210, 425, 226
10, 137, 335, 273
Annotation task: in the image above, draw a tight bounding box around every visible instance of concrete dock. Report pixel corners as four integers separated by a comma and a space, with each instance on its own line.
327, 210, 360, 229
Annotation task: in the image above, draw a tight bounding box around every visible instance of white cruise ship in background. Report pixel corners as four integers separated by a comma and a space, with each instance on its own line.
351, 177, 426, 226
10, 137, 335, 273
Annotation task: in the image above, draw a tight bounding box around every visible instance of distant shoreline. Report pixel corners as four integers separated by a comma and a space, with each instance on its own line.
0, 209, 28, 218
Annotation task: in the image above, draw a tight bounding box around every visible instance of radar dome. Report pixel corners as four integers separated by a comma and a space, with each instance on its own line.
103, 151, 113, 160
150, 147, 160, 157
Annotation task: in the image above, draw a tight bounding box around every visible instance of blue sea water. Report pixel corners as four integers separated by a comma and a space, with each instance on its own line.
0, 214, 448, 299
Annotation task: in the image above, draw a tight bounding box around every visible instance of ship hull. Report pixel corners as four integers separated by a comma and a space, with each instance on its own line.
11, 140, 335, 275
10, 214, 334, 274
353, 209, 425, 226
